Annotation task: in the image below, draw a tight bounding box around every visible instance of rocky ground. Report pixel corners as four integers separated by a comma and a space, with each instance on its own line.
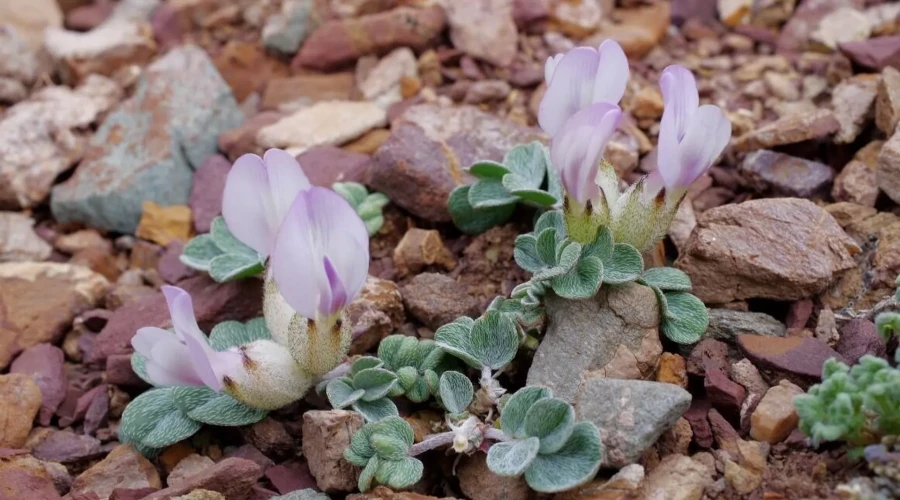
1, 0, 900, 499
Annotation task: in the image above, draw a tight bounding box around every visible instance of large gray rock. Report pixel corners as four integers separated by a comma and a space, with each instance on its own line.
526, 283, 661, 404
51, 45, 243, 234
575, 377, 692, 468
677, 309, 787, 357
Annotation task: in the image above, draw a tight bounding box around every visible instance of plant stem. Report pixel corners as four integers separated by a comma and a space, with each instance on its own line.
483, 427, 511, 442
408, 432, 455, 456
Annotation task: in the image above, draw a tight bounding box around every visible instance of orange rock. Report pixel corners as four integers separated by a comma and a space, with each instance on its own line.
750, 380, 804, 444
344, 128, 392, 155
136, 201, 193, 247
657, 353, 688, 388
0, 374, 41, 448
585, 2, 670, 60
393, 228, 456, 277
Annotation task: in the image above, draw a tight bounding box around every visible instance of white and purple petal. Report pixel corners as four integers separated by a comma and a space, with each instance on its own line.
550, 102, 623, 204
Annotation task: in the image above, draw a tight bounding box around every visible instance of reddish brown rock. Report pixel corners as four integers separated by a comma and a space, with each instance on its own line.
189, 155, 230, 234
778, 0, 864, 53
157, 241, 196, 284
687, 339, 730, 378
583, 2, 671, 60
737, 335, 844, 383
733, 109, 840, 152
70, 444, 161, 500
294, 6, 446, 70
0, 374, 41, 448
348, 486, 451, 500
142, 459, 261, 499
683, 400, 713, 449
444, 0, 518, 67
88, 274, 262, 364
31, 430, 102, 464
458, 453, 533, 500
105, 354, 147, 388
240, 418, 293, 459
739, 150, 834, 198
217, 112, 282, 162
833, 140, 882, 207
9, 344, 67, 426
705, 368, 747, 421
347, 276, 405, 355
0, 454, 64, 500
676, 199, 858, 304
264, 460, 317, 495
296, 146, 371, 187
840, 35, 900, 71
0, 262, 108, 369
836, 318, 886, 365
401, 273, 481, 331
877, 128, 900, 204
876, 67, 900, 135
302, 410, 364, 493
393, 228, 456, 277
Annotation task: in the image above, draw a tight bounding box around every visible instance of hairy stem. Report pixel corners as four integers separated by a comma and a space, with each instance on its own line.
408, 432, 455, 456
483, 427, 511, 442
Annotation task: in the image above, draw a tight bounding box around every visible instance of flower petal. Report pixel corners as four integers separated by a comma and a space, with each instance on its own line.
544, 53, 564, 85
272, 187, 369, 320
182, 331, 241, 392
674, 105, 732, 187
591, 39, 629, 106
659, 65, 699, 142
538, 47, 601, 135
161, 286, 204, 342
550, 102, 623, 204
146, 335, 204, 387
262, 149, 310, 230
132, 327, 169, 358
222, 154, 278, 256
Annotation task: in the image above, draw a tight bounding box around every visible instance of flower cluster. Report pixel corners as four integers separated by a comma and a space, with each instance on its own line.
540, 40, 731, 250
132, 149, 370, 410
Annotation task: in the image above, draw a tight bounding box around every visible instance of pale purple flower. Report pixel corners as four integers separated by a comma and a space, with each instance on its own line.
655, 65, 732, 193
271, 187, 369, 322
222, 149, 311, 258
539, 39, 630, 136
131, 286, 240, 390
550, 102, 623, 205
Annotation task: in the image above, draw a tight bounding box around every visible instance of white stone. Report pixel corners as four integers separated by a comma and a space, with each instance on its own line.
256, 100, 387, 152
0, 212, 52, 263
359, 47, 418, 109
811, 7, 871, 50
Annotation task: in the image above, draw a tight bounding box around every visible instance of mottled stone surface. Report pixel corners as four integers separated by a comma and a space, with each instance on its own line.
739, 150, 835, 198
51, 45, 242, 234
527, 284, 662, 404
9, 344, 66, 426
0, 374, 41, 448
142, 459, 261, 500
70, 445, 161, 500
0, 212, 52, 262
738, 334, 844, 383
302, 410, 363, 493
575, 377, 692, 468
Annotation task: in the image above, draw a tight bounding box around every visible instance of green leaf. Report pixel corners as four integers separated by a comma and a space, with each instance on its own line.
469, 179, 519, 209
396, 366, 419, 391
376, 457, 424, 490
332, 182, 370, 207
551, 256, 603, 300
501, 387, 551, 438
131, 353, 154, 386
373, 415, 415, 446
210, 216, 259, 258
534, 210, 566, 237
377, 336, 419, 370
439, 371, 474, 415
434, 317, 481, 369
208, 253, 265, 282
354, 368, 399, 402
524, 422, 603, 493
532, 242, 581, 282
424, 370, 439, 395
269, 489, 332, 500
524, 398, 575, 454
347, 425, 376, 461
359, 455, 379, 492
448, 185, 516, 235
640, 267, 692, 292
505, 185, 557, 208
546, 159, 564, 202
208, 318, 272, 351
353, 398, 399, 422
352, 356, 384, 375
601, 243, 643, 284
536, 227, 559, 267
504, 142, 548, 188
327, 379, 365, 409
405, 378, 431, 403
469, 311, 520, 370
514, 234, 544, 273
358, 193, 390, 219
581, 226, 613, 261
171, 386, 214, 413
661, 292, 709, 345
186, 393, 268, 426
119, 388, 201, 449
372, 433, 410, 460
469, 160, 511, 179
486, 437, 541, 476
363, 215, 385, 237
180, 234, 223, 271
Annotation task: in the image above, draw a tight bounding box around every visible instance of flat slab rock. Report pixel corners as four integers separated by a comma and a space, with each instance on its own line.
676, 198, 858, 304
737, 334, 845, 384
575, 376, 692, 468
527, 283, 661, 404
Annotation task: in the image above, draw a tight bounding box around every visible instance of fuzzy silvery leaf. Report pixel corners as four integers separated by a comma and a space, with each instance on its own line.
503, 182, 556, 207
532, 242, 581, 282
650, 285, 668, 317
551, 256, 603, 300
347, 425, 376, 462
359, 455, 379, 492
523, 422, 603, 493
470, 311, 520, 370
352, 356, 385, 375
353, 397, 399, 422
358, 194, 390, 219
546, 159, 564, 202
661, 292, 709, 345
373, 415, 415, 445
210, 216, 259, 258
377, 335, 420, 370
332, 182, 370, 207
119, 388, 201, 450
424, 370, 440, 395
448, 185, 516, 235
439, 371, 474, 415
354, 368, 399, 402
469, 160, 511, 179
435, 317, 481, 368
186, 393, 268, 426
514, 234, 544, 273
524, 398, 575, 454
327, 379, 365, 408
131, 353, 154, 386
208, 318, 272, 351
396, 366, 419, 391
505, 142, 549, 187
486, 437, 541, 476
270, 489, 331, 500
405, 378, 431, 403
534, 210, 566, 237
501, 387, 552, 438
581, 226, 613, 261
364, 216, 385, 237
601, 243, 643, 284
208, 253, 266, 282
536, 227, 560, 266
372, 433, 411, 460
376, 457, 424, 490
180, 234, 223, 271
469, 179, 520, 209
640, 267, 692, 292
419, 341, 446, 371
